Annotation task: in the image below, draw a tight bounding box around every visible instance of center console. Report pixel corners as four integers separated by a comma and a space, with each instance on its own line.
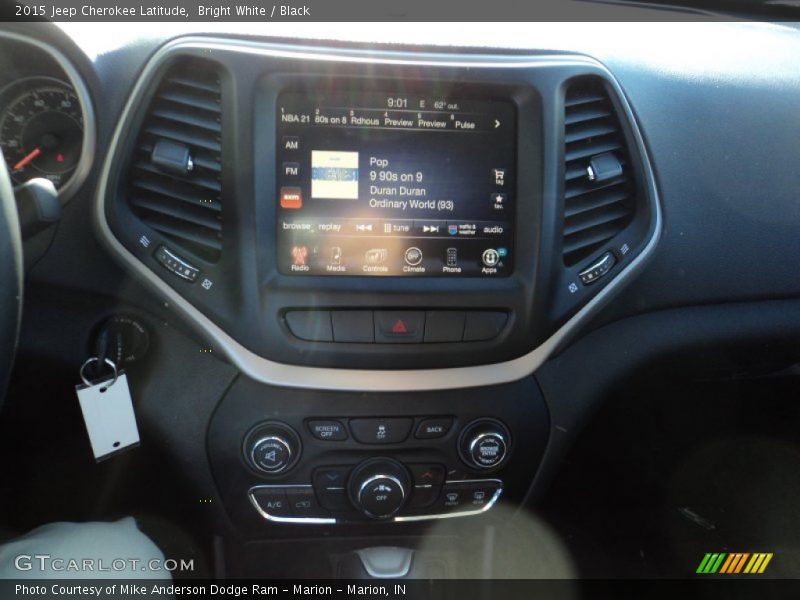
96, 38, 659, 548
207, 377, 548, 530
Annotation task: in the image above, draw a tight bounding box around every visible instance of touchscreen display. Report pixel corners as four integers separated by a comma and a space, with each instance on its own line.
276, 91, 516, 277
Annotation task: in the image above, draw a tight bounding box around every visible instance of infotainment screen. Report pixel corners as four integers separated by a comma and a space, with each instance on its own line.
275, 91, 516, 277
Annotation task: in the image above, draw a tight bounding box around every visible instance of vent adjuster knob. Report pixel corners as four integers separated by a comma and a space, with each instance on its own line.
151, 138, 194, 174
586, 152, 622, 183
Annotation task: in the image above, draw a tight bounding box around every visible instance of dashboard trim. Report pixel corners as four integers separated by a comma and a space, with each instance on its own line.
94, 36, 662, 392
0, 30, 96, 204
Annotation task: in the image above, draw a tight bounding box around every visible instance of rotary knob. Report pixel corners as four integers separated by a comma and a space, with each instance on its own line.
348, 458, 410, 519
244, 422, 301, 475
459, 419, 510, 470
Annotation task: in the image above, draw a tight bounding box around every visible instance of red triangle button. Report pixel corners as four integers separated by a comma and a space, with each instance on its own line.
391, 319, 408, 334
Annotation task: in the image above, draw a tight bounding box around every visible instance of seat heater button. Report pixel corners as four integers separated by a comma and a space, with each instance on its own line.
349, 418, 413, 444
307, 420, 348, 441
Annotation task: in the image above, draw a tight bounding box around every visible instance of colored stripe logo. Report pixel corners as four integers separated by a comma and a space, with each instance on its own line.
696, 553, 773, 574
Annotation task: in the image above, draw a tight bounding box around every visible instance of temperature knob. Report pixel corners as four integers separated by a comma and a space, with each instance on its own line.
348, 458, 410, 519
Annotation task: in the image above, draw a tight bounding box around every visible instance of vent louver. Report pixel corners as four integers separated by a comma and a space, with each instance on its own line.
562, 78, 635, 266
127, 59, 223, 262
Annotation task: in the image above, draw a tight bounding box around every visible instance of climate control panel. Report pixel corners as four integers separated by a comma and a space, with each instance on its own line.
242, 418, 510, 523
207, 377, 548, 533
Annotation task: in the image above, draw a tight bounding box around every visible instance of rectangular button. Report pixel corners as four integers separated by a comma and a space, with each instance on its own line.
415, 418, 453, 439
285, 311, 333, 342
251, 488, 291, 517
285, 487, 325, 518
312, 466, 350, 490
312, 466, 351, 511
307, 420, 348, 441
408, 464, 446, 486
316, 487, 349, 512
408, 485, 441, 509
424, 311, 465, 343
280, 186, 303, 209
374, 311, 425, 344
349, 418, 413, 444
463, 312, 508, 342
331, 311, 374, 343
440, 481, 502, 513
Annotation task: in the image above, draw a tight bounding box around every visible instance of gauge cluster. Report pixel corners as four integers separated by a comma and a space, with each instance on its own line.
0, 33, 93, 202
0, 77, 83, 189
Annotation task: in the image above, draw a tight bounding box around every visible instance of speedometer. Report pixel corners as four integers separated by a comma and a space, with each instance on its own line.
0, 77, 83, 188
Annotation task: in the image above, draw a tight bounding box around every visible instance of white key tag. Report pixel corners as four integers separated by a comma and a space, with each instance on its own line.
75, 357, 140, 461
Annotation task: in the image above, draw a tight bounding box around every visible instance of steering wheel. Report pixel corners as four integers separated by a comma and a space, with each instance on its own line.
0, 150, 23, 410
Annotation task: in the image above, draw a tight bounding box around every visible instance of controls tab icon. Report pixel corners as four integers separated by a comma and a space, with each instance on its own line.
364, 248, 388, 265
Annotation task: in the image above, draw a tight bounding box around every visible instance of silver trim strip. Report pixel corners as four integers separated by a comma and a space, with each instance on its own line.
393, 478, 504, 523
94, 37, 662, 392
248, 484, 337, 525
249, 479, 503, 524
0, 30, 95, 204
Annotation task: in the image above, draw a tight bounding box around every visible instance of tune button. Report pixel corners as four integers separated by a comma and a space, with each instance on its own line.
459, 419, 511, 471
469, 433, 507, 468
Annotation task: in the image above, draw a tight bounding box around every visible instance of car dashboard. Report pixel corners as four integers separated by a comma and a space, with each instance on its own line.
1, 20, 799, 579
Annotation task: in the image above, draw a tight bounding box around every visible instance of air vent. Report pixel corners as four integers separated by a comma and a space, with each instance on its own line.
127, 59, 223, 262
562, 78, 635, 266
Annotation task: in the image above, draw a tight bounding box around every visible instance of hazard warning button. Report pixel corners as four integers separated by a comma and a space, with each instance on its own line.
374, 311, 425, 344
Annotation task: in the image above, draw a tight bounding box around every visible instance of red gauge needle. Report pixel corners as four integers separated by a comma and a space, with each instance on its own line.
12, 147, 41, 172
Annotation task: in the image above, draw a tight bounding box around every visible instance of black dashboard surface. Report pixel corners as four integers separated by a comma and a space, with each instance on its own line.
2, 21, 796, 346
